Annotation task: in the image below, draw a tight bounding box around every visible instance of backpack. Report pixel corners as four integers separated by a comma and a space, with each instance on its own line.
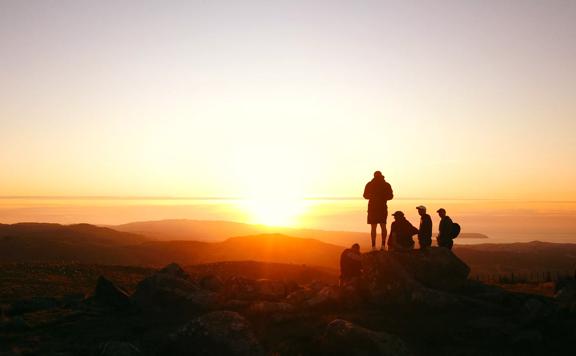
383, 182, 394, 201
451, 223, 461, 239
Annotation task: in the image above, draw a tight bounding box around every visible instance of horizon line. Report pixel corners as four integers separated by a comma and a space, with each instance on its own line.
1, 195, 576, 203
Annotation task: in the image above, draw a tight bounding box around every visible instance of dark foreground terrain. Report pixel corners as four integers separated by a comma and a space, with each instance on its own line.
2, 248, 576, 356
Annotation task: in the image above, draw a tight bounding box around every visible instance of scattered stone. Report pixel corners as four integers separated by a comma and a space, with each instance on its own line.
248, 301, 295, 314
555, 280, 576, 304
165, 311, 264, 356
255, 279, 286, 300
286, 288, 316, 305
323, 319, 413, 356
225, 276, 259, 300
305, 286, 341, 309
132, 271, 216, 311
97, 341, 142, 356
159, 262, 191, 280
9, 297, 61, 315
199, 274, 224, 292
93, 276, 132, 310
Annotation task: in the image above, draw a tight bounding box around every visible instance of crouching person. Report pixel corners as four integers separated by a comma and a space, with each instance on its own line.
340, 243, 362, 288
388, 211, 419, 251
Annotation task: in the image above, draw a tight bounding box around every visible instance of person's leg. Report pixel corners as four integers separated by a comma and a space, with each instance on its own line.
370, 224, 377, 248
379, 223, 387, 249
447, 239, 454, 250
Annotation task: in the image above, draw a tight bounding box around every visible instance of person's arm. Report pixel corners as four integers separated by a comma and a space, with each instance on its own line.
363, 182, 371, 200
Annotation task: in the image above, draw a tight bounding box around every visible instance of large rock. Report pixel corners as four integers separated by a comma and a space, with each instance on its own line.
132, 263, 217, 311
388, 247, 470, 290
555, 280, 576, 304
362, 251, 420, 305
93, 276, 132, 310
362, 248, 471, 305
165, 311, 264, 356
322, 319, 412, 356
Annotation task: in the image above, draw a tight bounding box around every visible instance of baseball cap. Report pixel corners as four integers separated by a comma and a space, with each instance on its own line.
437, 208, 446, 213
416, 205, 426, 210
392, 211, 404, 217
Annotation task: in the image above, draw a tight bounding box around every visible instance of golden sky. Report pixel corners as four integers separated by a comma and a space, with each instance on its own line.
1, 0, 575, 201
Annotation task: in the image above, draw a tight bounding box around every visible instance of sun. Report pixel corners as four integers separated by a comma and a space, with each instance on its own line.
239, 198, 309, 227
231, 147, 311, 227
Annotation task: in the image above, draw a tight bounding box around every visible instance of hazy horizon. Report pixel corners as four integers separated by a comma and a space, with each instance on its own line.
1, 197, 575, 245
1, 1, 575, 246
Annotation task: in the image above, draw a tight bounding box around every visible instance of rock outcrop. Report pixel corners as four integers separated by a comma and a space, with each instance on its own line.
362, 247, 472, 307
93, 276, 132, 310
132, 263, 217, 312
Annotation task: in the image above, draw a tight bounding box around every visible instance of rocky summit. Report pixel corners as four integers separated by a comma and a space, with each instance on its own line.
2, 247, 575, 355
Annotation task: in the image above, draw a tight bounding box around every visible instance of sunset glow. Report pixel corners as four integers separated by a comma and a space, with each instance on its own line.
1, 0, 575, 229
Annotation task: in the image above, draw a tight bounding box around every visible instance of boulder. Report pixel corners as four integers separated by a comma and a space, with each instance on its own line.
225, 276, 259, 300
159, 263, 191, 280
199, 274, 224, 292
93, 276, 132, 310
248, 301, 295, 315
255, 279, 286, 300
322, 319, 412, 356
520, 298, 558, 324
165, 311, 264, 356
96, 341, 142, 356
555, 280, 576, 304
388, 247, 470, 290
132, 266, 217, 311
304, 286, 341, 309
362, 249, 471, 305
286, 288, 316, 305
225, 277, 286, 301
362, 251, 420, 305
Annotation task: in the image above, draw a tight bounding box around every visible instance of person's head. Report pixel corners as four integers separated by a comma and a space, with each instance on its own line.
373, 171, 384, 180
392, 211, 404, 221
416, 205, 426, 216
351, 243, 360, 253
437, 208, 446, 218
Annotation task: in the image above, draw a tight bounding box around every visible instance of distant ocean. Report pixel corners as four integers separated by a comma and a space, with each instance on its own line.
0, 197, 575, 244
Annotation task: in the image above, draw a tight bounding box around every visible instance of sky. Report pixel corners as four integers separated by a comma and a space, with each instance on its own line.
1, 0, 576, 203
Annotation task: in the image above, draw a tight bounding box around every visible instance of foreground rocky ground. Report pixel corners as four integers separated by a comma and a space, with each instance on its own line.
1, 248, 575, 355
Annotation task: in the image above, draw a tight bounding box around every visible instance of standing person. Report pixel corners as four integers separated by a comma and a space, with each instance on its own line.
339, 243, 362, 287
388, 211, 419, 251
437, 208, 454, 249
416, 205, 432, 250
363, 171, 394, 250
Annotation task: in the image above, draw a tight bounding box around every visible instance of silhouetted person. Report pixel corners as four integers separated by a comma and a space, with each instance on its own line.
340, 243, 362, 287
388, 211, 418, 251
437, 208, 454, 249
416, 205, 432, 250
363, 171, 393, 250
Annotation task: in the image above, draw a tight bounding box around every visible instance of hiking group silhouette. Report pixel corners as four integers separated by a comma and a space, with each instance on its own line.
340, 170, 462, 288
362, 170, 460, 251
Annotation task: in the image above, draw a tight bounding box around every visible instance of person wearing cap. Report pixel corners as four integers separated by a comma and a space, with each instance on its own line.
363, 171, 394, 250
437, 208, 454, 249
388, 211, 419, 251
416, 206, 433, 250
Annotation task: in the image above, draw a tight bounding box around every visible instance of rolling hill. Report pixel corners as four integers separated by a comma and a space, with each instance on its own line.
112, 219, 488, 248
